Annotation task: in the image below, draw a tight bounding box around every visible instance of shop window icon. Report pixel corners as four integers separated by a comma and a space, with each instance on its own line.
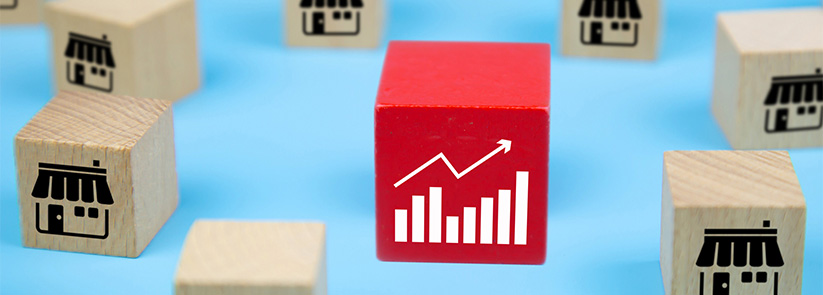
695, 220, 784, 295
578, 0, 642, 47
64, 32, 116, 93
763, 68, 823, 133
31, 160, 114, 240
300, 0, 363, 36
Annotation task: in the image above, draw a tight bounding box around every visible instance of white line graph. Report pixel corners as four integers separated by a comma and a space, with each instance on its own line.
393, 139, 512, 188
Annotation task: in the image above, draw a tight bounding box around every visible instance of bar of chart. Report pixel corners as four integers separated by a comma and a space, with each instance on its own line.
394, 171, 530, 245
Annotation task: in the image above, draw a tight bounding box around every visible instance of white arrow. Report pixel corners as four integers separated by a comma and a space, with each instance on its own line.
393, 139, 513, 188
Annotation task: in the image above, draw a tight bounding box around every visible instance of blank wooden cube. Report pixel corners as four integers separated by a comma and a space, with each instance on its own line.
285, 0, 385, 48
561, 0, 660, 60
712, 8, 823, 149
0, 0, 42, 24
15, 91, 178, 257
45, 0, 200, 101
175, 221, 327, 295
661, 151, 806, 295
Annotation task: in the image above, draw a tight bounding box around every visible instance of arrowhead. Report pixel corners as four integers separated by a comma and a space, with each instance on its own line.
497, 139, 512, 153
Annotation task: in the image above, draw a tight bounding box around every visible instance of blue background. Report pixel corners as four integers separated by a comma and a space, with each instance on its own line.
1, 0, 821, 294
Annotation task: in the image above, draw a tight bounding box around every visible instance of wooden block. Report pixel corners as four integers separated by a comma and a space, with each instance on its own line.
14, 90, 178, 257
0, 0, 42, 24
560, 0, 660, 60
712, 8, 823, 149
285, 0, 384, 48
175, 221, 327, 295
45, 0, 200, 101
661, 151, 806, 295
375, 41, 549, 264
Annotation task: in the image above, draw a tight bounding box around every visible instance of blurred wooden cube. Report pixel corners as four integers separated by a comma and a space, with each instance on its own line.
712, 8, 823, 149
285, 0, 385, 48
561, 0, 660, 60
175, 221, 327, 295
15, 91, 178, 257
661, 151, 806, 295
45, 0, 200, 101
0, 0, 42, 24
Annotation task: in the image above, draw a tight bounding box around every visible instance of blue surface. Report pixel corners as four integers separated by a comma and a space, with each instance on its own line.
1, 0, 821, 294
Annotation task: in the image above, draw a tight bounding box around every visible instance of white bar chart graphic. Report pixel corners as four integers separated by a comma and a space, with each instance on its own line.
394, 171, 530, 245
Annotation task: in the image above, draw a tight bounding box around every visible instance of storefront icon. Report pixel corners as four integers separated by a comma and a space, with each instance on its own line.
31, 160, 114, 240
695, 220, 784, 295
578, 0, 642, 47
0, 0, 17, 9
64, 32, 116, 93
763, 68, 823, 133
300, 0, 364, 36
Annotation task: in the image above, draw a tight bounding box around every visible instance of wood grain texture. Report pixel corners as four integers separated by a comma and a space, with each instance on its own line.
285, 0, 385, 48
45, 0, 200, 101
560, 0, 660, 60
15, 91, 178, 257
0, 0, 42, 24
661, 151, 806, 295
175, 221, 327, 295
711, 8, 823, 149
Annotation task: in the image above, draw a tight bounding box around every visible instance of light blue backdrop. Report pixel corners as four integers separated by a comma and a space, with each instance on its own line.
1, 0, 821, 294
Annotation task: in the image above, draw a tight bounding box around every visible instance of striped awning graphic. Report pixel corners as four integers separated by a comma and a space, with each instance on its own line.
695, 227, 784, 268
764, 69, 823, 105
578, 0, 642, 20
31, 163, 114, 205
64, 33, 116, 68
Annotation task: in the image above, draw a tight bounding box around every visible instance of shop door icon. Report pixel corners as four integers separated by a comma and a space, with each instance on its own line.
312, 12, 325, 34
713, 272, 730, 295
775, 108, 789, 132
590, 21, 603, 44
74, 63, 85, 86
47, 204, 64, 234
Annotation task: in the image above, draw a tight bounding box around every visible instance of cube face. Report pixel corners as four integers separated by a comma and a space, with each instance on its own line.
712, 9, 823, 149
175, 221, 326, 295
46, 0, 200, 101
285, 0, 384, 48
375, 41, 550, 264
661, 151, 806, 295
669, 208, 805, 295
561, 0, 660, 60
0, 0, 42, 24
15, 91, 178, 257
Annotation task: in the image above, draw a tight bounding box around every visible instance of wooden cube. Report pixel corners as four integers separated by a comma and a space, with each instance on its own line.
0, 0, 42, 24
561, 0, 660, 60
14, 91, 178, 257
661, 151, 806, 295
712, 8, 823, 149
45, 0, 200, 101
285, 0, 385, 48
175, 221, 327, 295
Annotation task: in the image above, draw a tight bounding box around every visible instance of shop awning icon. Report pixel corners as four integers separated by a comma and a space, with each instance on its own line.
64, 33, 116, 68
695, 222, 784, 268
32, 162, 114, 204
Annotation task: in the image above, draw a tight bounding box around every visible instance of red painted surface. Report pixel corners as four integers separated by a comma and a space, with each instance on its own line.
375, 41, 550, 264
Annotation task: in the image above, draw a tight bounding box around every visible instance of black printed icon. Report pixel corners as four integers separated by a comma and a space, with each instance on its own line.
695, 220, 784, 295
0, 0, 17, 10
32, 160, 113, 240
300, 0, 363, 36
64, 32, 116, 93
578, 0, 642, 47
764, 68, 823, 133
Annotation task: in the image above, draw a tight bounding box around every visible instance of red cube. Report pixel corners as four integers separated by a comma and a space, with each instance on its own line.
375, 41, 550, 264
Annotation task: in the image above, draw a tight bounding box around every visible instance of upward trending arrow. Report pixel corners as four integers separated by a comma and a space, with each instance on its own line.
393, 139, 512, 188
